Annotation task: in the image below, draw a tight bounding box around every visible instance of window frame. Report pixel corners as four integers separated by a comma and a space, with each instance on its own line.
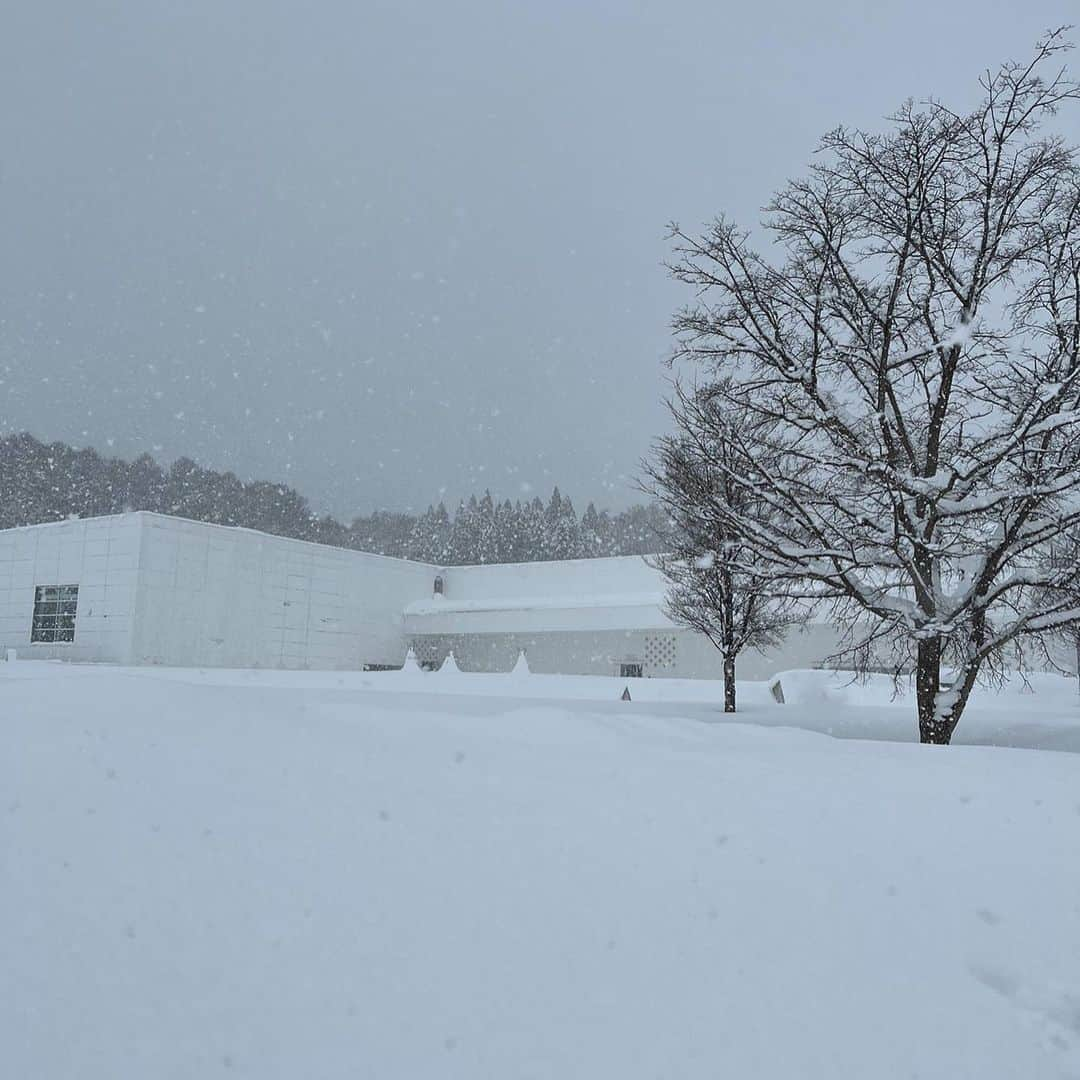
31, 584, 79, 644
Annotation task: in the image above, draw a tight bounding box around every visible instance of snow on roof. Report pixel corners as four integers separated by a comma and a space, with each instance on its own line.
404, 598, 675, 635
403, 590, 668, 618
411, 555, 664, 609
404, 555, 677, 633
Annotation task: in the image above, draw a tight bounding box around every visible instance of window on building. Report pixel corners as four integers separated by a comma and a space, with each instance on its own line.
31, 584, 79, 644
620, 662, 643, 679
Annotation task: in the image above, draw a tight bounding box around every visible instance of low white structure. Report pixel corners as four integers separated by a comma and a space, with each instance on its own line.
0, 510, 840, 677
0, 513, 434, 669
403, 555, 841, 680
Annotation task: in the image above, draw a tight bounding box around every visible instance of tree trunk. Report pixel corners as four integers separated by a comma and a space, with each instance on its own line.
720, 567, 736, 713
723, 654, 736, 713
916, 637, 981, 745
933, 666, 980, 746
915, 636, 950, 744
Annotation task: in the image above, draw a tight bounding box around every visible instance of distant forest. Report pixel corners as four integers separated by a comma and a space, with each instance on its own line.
0, 433, 667, 564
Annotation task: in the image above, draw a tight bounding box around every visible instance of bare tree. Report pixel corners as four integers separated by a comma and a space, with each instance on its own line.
644, 383, 794, 712
667, 32, 1080, 743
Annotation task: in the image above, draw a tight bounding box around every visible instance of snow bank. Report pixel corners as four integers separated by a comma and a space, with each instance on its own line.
773, 666, 1080, 712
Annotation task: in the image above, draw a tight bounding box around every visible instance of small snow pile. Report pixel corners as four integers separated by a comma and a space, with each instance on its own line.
770, 668, 902, 708
510, 650, 530, 676
399, 647, 422, 674
438, 650, 461, 674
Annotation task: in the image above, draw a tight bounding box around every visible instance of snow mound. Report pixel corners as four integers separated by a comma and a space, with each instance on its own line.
773, 668, 1080, 712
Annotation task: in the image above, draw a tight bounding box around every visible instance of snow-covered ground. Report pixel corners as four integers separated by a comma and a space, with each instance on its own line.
4, 663, 1080, 1078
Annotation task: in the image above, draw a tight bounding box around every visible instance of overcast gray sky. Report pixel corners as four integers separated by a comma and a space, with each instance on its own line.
2, 0, 1076, 516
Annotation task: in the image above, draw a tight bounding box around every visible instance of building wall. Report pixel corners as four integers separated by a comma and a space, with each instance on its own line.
131, 514, 434, 669
408, 553, 848, 679
0, 515, 141, 663
409, 622, 846, 680
409, 628, 694, 677
0, 513, 858, 678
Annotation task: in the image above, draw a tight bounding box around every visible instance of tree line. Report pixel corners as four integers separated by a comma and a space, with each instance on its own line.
0, 431, 666, 564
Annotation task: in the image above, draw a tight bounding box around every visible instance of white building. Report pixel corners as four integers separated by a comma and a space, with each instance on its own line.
0, 513, 434, 669
0, 511, 840, 677
403, 554, 840, 679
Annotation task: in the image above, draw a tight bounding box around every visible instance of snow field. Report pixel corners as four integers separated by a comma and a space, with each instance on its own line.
3, 664, 1080, 1078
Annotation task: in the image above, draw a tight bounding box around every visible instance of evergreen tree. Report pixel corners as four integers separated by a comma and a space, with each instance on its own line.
446, 497, 481, 565
580, 501, 604, 556
543, 488, 581, 560
121, 453, 167, 513
475, 490, 499, 564
406, 503, 452, 563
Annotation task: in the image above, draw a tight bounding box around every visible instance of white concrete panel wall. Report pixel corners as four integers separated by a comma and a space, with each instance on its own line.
0, 516, 141, 663
655, 623, 846, 680
132, 514, 435, 669
406, 555, 850, 678
408, 628, 709, 677
408, 622, 845, 680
